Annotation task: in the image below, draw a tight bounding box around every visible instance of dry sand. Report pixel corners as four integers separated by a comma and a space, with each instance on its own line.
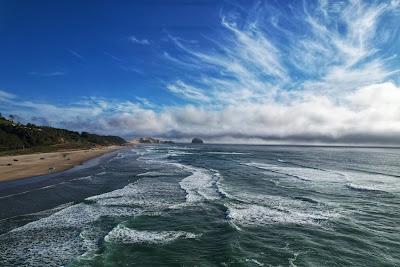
0, 146, 123, 182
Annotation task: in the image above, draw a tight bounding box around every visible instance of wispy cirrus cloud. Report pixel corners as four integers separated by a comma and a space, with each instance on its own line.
28, 71, 66, 77
129, 35, 151, 45
167, 80, 210, 102
164, 0, 399, 103
0, 90, 16, 101
68, 49, 84, 60
104, 51, 123, 62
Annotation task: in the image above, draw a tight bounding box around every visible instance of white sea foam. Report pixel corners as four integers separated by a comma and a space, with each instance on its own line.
173, 163, 221, 203
12, 203, 138, 232
225, 191, 339, 228
245, 258, 265, 266
345, 183, 385, 193
109, 152, 125, 162
226, 202, 337, 227
213, 171, 234, 199
104, 225, 198, 244
342, 171, 399, 193
0, 227, 86, 266
167, 150, 194, 156
88, 180, 181, 210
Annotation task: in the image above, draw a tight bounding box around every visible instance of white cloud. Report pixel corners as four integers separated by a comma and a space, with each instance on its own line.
167, 80, 210, 102
28, 71, 66, 77
0, 90, 16, 101
2, 82, 400, 145
129, 36, 150, 45
68, 49, 84, 60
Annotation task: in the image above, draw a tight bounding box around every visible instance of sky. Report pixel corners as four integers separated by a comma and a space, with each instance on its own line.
1, 0, 400, 145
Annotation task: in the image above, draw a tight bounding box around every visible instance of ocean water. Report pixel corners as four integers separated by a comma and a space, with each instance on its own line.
1, 144, 400, 266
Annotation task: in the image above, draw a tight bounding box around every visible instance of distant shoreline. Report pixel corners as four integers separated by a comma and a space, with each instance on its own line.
0, 145, 124, 182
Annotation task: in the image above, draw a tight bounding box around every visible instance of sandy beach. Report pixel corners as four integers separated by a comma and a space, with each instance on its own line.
0, 146, 123, 182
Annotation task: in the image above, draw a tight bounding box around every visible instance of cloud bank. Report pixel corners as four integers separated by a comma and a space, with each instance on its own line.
2, 0, 400, 145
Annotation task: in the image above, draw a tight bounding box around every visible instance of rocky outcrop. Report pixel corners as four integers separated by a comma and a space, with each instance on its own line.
191, 138, 204, 144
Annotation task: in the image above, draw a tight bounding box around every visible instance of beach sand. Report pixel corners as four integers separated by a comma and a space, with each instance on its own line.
0, 146, 123, 182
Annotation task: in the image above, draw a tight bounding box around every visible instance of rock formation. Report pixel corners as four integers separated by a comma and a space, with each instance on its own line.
191, 138, 204, 144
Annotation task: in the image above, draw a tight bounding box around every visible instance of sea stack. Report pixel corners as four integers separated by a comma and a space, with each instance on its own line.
191, 137, 204, 144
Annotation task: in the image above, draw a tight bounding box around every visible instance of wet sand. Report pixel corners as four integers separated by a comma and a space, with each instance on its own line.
0, 146, 123, 182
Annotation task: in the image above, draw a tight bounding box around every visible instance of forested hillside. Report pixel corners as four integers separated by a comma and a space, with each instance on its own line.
0, 114, 126, 152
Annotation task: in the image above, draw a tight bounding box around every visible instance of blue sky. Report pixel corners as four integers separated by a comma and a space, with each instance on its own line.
0, 0, 223, 104
1, 0, 400, 144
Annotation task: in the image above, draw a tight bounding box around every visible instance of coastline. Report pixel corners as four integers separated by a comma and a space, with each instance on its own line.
0, 145, 124, 182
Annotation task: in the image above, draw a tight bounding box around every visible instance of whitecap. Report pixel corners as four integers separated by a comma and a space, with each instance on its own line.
245, 258, 265, 266
173, 163, 221, 203
104, 225, 199, 244
345, 183, 386, 193
226, 202, 338, 227
342, 170, 399, 193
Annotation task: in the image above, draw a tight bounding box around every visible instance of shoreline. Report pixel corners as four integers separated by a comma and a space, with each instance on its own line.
0, 145, 124, 182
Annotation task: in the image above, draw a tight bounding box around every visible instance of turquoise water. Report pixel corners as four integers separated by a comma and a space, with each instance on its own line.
1, 144, 400, 266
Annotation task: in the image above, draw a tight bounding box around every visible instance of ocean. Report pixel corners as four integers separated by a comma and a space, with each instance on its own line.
0, 144, 399, 266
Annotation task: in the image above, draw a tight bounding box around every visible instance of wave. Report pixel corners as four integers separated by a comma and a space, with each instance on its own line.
108, 152, 125, 162
339, 169, 400, 193
345, 183, 387, 193
104, 225, 199, 245
173, 163, 221, 203
88, 179, 181, 210
226, 202, 338, 228
213, 171, 232, 199
167, 150, 194, 156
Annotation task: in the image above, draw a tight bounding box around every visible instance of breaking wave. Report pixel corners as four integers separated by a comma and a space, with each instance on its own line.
105, 225, 199, 245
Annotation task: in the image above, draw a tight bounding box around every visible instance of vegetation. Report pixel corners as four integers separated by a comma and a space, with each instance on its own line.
0, 113, 126, 154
